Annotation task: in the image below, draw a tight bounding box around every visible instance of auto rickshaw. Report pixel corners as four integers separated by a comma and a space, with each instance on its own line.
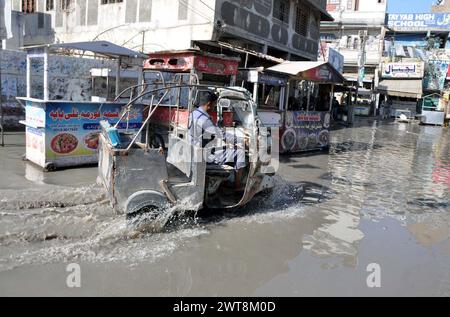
97, 83, 277, 221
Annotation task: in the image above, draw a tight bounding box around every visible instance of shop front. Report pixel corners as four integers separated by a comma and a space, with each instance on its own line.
267, 61, 345, 153
378, 61, 425, 118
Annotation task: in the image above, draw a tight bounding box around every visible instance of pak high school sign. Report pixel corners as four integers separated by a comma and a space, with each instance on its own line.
387, 13, 450, 32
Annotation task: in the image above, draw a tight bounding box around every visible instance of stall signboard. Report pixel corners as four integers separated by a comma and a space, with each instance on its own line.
303, 64, 341, 83
144, 52, 239, 76
381, 62, 424, 79
423, 60, 450, 91
195, 55, 239, 76
44, 102, 142, 160
246, 70, 288, 86
281, 111, 331, 153
447, 64, 450, 80
26, 126, 46, 168
387, 13, 450, 32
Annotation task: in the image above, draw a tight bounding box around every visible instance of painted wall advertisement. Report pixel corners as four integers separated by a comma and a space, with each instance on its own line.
423, 60, 450, 91
281, 111, 330, 153
387, 13, 450, 32
381, 62, 424, 79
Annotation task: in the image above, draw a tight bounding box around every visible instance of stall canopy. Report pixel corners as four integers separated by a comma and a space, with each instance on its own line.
378, 79, 423, 99
23, 41, 147, 100
267, 61, 345, 84
25, 41, 148, 59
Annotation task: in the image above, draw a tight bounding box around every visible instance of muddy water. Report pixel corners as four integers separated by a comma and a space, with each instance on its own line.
0, 119, 449, 296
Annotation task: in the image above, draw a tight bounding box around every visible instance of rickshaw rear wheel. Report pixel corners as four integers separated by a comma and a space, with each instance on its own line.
126, 205, 162, 226
125, 190, 169, 228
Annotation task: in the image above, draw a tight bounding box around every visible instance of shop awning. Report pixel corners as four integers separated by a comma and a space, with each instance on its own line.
378, 79, 423, 99
267, 61, 345, 84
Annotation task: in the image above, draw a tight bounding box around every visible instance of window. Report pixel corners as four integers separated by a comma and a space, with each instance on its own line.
22, 0, 36, 13
46, 0, 54, 11
61, 0, 73, 10
347, 36, 352, 48
295, 4, 309, 37
347, 0, 353, 10
273, 0, 290, 23
178, 0, 189, 20
101, 0, 123, 4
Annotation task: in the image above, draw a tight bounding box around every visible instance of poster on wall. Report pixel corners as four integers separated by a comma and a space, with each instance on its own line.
45, 103, 142, 160
423, 60, 450, 91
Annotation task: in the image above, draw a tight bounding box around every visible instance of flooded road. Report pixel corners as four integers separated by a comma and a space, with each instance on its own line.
0, 119, 449, 296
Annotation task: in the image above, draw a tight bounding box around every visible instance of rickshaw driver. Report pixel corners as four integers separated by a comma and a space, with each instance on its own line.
188, 92, 246, 190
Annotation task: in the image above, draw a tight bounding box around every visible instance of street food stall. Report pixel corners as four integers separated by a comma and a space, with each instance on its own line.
18, 41, 147, 171
419, 93, 446, 126
237, 67, 286, 128
142, 50, 240, 130
353, 88, 374, 116
266, 61, 345, 153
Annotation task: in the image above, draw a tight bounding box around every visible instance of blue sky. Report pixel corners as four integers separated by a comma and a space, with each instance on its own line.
388, 0, 436, 13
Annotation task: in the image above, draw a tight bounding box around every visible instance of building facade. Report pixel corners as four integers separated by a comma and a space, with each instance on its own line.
7, 0, 332, 63
382, 6, 450, 120
320, 0, 387, 86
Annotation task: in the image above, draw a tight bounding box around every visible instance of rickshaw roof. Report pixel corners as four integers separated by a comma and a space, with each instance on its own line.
267, 61, 345, 84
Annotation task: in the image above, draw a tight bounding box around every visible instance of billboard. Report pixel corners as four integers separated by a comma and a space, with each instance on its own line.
381, 62, 424, 79
387, 13, 450, 32
319, 42, 344, 73
423, 60, 450, 91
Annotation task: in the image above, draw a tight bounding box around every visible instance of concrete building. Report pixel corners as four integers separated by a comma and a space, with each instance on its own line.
2, 2, 54, 49
382, 3, 450, 121
7, 0, 332, 64
432, 0, 450, 13
320, 0, 387, 87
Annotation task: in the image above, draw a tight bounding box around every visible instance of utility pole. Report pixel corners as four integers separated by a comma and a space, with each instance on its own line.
358, 30, 368, 88
141, 30, 145, 53
0, 40, 4, 147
